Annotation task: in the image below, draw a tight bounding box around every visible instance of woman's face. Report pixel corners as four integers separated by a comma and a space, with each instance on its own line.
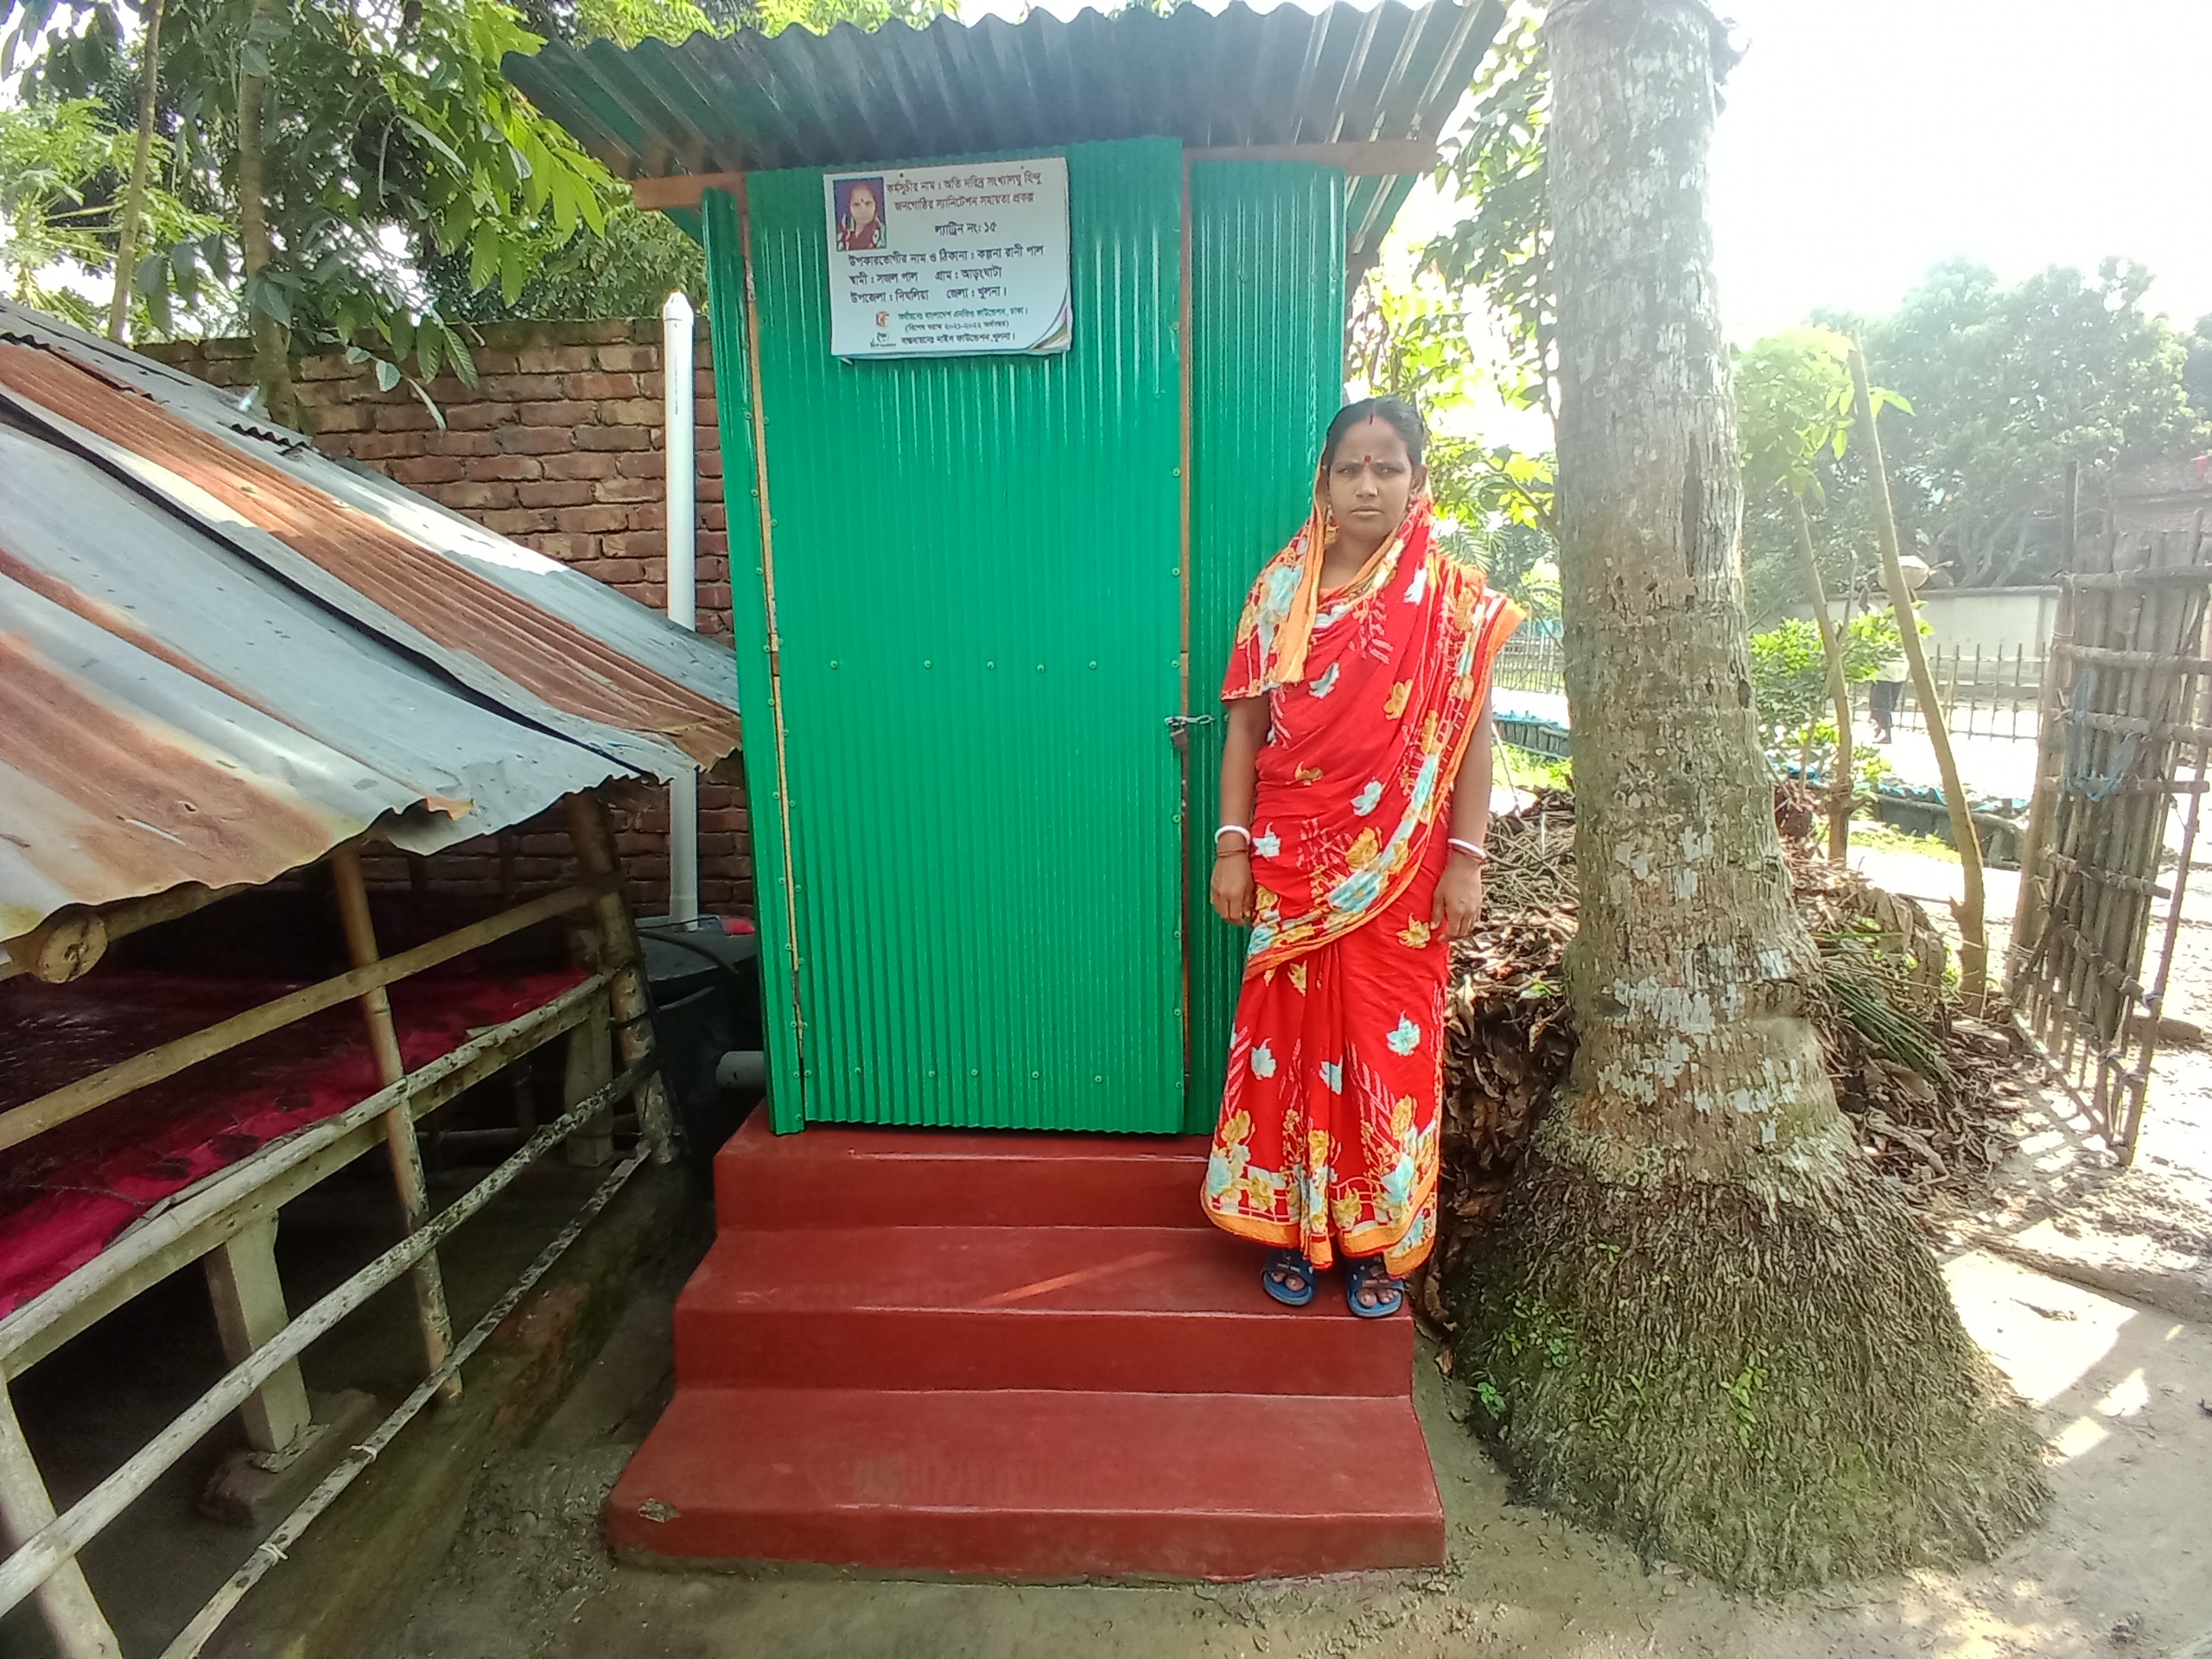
849, 185, 879, 226
1325, 416, 1422, 544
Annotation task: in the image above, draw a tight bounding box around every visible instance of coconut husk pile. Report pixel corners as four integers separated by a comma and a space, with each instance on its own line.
1419, 781, 2026, 1332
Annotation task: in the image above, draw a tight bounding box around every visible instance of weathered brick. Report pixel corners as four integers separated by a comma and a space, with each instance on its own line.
311, 404, 372, 435
598, 397, 660, 426
469, 348, 521, 377
576, 427, 651, 452
346, 432, 417, 461
556, 504, 630, 534
480, 372, 567, 401
580, 318, 635, 343
497, 426, 574, 455
373, 402, 438, 434
515, 344, 595, 374
627, 505, 667, 532
389, 455, 468, 486
518, 480, 595, 509
566, 371, 642, 400
297, 353, 357, 382
467, 454, 543, 483
477, 506, 558, 536
541, 451, 620, 480
587, 557, 646, 582
515, 399, 597, 428
594, 344, 653, 372
443, 401, 516, 431
424, 430, 499, 458
444, 481, 520, 511
594, 476, 661, 505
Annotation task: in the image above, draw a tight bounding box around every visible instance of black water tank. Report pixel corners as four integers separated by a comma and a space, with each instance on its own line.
634, 918, 764, 1166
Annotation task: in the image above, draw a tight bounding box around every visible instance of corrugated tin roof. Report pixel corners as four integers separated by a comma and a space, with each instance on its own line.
0, 299, 741, 943
507, 0, 1503, 257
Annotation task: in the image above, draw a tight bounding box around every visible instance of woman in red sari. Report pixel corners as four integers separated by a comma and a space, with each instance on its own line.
1205, 397, 1523, 1317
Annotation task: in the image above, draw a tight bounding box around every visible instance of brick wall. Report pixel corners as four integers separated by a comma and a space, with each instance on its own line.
142, 320, 753, 918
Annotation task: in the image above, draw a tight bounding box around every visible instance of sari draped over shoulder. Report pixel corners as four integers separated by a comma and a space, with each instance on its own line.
1204, 493, 1522, 1274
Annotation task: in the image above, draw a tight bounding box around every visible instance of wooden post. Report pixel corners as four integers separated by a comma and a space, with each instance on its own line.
0, 1382, 122, 1658
201, 1219, 314, 1455
562, 999, 615, 1168
329, 844, 461, 1402
563, 793, 677, 1163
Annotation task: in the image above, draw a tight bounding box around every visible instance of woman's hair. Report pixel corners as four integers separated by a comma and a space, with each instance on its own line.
1322, 396, 1426, 469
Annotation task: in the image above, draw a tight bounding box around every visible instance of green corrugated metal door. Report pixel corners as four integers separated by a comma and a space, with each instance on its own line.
1184, 162, 1347, 1132
721, 138, 1186, 1132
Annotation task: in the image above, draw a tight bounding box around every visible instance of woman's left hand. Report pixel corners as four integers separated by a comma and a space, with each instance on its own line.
1433, 857, 1484, 942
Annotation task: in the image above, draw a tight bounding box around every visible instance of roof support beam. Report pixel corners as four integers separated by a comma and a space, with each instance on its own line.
627, 141, 1438, 212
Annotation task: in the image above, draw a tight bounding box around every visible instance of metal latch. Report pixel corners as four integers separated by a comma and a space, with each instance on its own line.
1164, 714, 1214, 753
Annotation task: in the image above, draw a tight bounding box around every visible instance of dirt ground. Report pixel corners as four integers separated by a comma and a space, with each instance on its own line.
374, 847, 2212, 1659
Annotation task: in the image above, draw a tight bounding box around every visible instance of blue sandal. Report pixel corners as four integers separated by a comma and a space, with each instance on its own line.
1262, 1249, 1317, 1307
1345, 1258, 1404, 1319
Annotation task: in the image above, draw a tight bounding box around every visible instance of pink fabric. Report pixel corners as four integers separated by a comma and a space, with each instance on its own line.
0, 966, 585, 1316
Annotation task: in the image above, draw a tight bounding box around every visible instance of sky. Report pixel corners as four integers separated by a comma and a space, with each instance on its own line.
962, 0, 2212, 442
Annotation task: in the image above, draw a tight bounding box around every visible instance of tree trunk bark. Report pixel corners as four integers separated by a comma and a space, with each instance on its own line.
1848, 343, 1988, 1002
234, 0, 300, 429
1790, 493, 1854, 861
105, 0, 165, 342
1452, 0, 2043, 1591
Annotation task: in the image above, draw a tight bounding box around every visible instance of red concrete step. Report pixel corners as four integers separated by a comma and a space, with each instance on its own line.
673, 1224, 1411, 1397
715, 1113, 1211, 1231
607, 1385, 1446, 1580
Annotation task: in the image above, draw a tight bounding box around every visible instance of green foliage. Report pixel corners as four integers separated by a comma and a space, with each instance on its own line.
1748, 611, 1899, 775
1840, 257, 2211, 586
0, 96, 223, 328
1424, 3, 1550, 421
1736, 325, 1907, 507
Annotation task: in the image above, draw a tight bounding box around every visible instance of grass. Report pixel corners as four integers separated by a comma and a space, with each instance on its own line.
1840, 820, 1961, 863
1497, 742, 1573, 793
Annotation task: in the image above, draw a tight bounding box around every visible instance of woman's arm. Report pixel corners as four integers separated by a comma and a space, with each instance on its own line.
1209, 696, 1270, 925
1433, 696, 1494, 940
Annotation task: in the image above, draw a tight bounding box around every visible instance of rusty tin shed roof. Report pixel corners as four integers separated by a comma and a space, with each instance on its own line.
0, 300, 741, 944
506, 0, 1505, 259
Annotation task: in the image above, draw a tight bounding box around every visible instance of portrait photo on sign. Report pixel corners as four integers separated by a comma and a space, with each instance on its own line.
834, 176, 887, 251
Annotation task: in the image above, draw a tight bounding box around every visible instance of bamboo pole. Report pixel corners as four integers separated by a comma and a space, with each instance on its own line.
563, 793, 677, 1163
1789, 493, 1853, 861
1849, 343, 1988, 1002
0, 1383, 120, 1658
329, 844, 460, 1402
0, 882, 605, 1154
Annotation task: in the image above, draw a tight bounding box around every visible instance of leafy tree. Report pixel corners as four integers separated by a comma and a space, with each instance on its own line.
1747, 611, 1897, 778
1840, 257, 2209, 586
0, 94, 219, 328
1454, 0, 2044, 1591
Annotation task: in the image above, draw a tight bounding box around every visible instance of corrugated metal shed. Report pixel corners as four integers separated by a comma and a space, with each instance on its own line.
0, 299, 740, 944
507, 0, 1503, 258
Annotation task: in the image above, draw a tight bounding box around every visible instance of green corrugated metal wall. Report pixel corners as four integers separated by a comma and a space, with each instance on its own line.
712, 138, 1187, 1133
1184, 162, 1347, 1133
707, 145, 1344, 1136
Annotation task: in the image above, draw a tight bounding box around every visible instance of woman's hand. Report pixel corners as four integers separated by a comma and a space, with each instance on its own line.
1433, 855, 1484, 942
1211, 850, 1256, 925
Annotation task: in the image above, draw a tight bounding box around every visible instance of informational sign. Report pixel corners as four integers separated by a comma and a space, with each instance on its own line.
823, 157, 1072, 359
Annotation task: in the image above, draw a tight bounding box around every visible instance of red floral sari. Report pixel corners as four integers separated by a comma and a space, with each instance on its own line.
1203, 492, 1522, 1274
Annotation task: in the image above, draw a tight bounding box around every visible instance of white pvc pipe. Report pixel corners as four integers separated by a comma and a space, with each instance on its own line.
663, 289, 700, 925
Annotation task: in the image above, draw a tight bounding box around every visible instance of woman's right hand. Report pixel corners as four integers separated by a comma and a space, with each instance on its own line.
1210, 851, 1255, 925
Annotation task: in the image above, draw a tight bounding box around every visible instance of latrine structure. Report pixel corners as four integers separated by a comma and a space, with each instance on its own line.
0, 301, 740, 1656
508, 0, 1507, 1140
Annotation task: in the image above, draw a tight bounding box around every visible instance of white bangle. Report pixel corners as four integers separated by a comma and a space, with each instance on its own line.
1446, 836, 1489, 863
1215, 823, 1252, 849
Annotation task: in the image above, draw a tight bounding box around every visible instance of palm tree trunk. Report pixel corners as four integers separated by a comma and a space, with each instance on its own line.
105, 0, 166, 342
1789, 492, 1854, 861
1847, 343, 1987, 1001
1453, 0, 2043, 1591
